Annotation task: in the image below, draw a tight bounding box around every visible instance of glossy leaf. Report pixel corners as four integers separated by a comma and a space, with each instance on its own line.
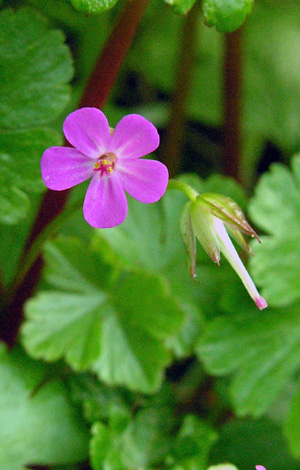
202, 0, 253, 33
70, 0, 118, 13
0, 7, 73, 130
197, 305, 300, 416
249, 155, 300, 306
23, 237, 184, 392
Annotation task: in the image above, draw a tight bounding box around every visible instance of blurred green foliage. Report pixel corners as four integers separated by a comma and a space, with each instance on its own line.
1, 0, 300, 469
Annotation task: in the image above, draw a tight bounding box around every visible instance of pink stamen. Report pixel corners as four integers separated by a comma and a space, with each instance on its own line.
93, 158, 113, 177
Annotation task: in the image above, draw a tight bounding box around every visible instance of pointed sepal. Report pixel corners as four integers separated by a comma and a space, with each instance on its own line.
190, 197, 220, 265
201, 193, 260, 241
180, 201, 197, 279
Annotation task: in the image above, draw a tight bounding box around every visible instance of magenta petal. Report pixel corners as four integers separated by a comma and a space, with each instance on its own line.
63, 108, 112, 159
83, 172, 127, 228
117, 158, 169, 203
41, 147, 93, 190
111, 114, 160, 159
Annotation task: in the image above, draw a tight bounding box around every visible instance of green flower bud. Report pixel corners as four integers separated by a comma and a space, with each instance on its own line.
180, 193, 267, 310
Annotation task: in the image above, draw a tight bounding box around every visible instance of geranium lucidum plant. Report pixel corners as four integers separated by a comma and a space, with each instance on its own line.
41, 107, 169, 228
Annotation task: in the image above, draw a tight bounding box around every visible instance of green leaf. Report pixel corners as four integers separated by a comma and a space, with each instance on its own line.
210, 418, 300, 470
0, 345, 88, 470
22, 237, 115, 371
0, 128, 61, 193
284, 380, 300, 459
0, 193, 41, 286
22, 237, 184, 392
0, 7, 73, 130
70, 0, 118, 13
249, 155, 300, 307
197, 305, 300, 416
92, 270, 184, 392
170, 416, 218, 470
0, 181, 30, 224
202, 0, 253, 33
207, 466, 238, 470
0, 128, 62, 224
164, 0, 196, 15
121, 406, 175, 468
91, 422, 127, 470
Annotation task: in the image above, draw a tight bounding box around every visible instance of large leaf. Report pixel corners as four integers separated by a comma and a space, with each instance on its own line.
0, 7, 73, 130
249, 155, 300, 306
197, 304, 300, 417
0, 345, 88, 470
0, 7, 73, 224
22, 237, 184, 393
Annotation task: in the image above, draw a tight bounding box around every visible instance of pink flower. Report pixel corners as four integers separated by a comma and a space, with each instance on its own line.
256, 466, 267, 470
41, 108, 169, 228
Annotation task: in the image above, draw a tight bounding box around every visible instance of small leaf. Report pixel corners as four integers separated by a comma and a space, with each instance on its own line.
164, 0, 196, 15
207, 465, 238, 470
202, 0, 254, 33
170, 416, 218, 469
121, 406, 175, 468
90, 422, 126, 470
70, 0, 119, 13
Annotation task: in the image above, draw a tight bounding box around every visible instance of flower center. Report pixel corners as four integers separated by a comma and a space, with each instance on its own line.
93, 153, 116, 178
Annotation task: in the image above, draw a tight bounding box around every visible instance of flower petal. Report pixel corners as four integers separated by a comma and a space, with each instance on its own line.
111, 114, 160, 159
41, 147, 93, 190
83, 172, 127, 228
117, 158, 168, 203
63, 107, 112, 159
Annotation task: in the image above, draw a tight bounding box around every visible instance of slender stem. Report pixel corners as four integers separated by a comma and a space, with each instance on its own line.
79, 0, 149, 109
222, 28, 243, 182
167, 179, 199, 200
161, 2, 199, 177
0, 0, 149, 346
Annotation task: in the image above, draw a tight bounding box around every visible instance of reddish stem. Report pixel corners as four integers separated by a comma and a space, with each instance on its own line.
0, 0, 149, 346
161, 3, 198, 177
222, 28, 243, 181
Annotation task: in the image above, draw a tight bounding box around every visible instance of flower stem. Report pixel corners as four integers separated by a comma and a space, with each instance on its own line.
6, 199, 83, 304
167, 179, 199, 200
161, 2, 199, 177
